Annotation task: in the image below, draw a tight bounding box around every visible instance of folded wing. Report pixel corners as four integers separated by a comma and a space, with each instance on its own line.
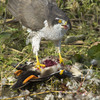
8, 0, 69, 31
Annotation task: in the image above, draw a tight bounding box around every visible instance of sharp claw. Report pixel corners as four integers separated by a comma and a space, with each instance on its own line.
35, 55, 45, 71
35, 62, 45, 71
37, 66, 41, 71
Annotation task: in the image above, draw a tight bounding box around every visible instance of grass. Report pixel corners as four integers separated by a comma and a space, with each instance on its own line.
0, 0, 100, 99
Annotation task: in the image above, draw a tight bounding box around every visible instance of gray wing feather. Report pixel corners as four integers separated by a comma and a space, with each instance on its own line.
8, 0, 69, 31
8, 0, 48, 31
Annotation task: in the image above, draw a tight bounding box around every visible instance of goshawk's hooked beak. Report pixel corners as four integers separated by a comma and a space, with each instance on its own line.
61, 21, 69, 29
61, 25, 68, 29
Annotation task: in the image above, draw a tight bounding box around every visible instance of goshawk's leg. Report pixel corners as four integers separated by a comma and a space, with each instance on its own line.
32, 35, 45, 71
55, 40, 64, 64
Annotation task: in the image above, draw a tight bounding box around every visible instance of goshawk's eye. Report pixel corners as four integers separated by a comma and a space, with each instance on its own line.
58, 19, 62, 23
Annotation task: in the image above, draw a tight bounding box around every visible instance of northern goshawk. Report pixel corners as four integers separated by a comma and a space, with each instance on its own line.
8, 0, 71, 70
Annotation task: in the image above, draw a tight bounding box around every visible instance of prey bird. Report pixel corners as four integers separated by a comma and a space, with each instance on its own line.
8, 0, 71, 70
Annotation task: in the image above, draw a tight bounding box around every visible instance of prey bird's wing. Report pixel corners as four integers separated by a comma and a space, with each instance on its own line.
8, 0, 70, 31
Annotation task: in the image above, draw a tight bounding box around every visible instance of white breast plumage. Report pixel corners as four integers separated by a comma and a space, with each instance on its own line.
38, 20, 67, 41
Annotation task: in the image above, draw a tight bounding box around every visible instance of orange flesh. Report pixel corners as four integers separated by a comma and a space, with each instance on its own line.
23, 75, 38, 84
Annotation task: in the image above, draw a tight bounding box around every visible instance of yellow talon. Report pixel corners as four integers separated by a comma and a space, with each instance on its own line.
59, 53, 64, 64
35, 55, 45, 71
59, 70, 64, 75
